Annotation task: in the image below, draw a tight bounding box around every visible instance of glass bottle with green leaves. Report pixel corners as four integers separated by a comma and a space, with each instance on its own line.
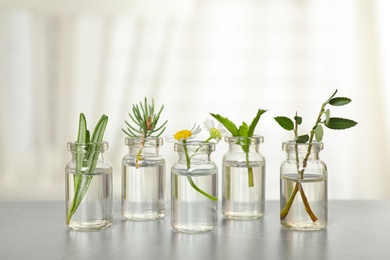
211, 109, 267, 219
121, 98, 168, 220
275, 90, 357, 230
65, 113, 113, 231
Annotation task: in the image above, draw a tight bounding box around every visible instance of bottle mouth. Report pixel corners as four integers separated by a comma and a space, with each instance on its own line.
67, 141, 109, 152
124, 137, 163, 147
282, 141, 324, 152
224, 136, 264, 145
174, 141, 215, 153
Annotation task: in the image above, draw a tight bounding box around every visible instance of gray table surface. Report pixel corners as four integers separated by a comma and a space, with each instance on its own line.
0, 200, 388, 260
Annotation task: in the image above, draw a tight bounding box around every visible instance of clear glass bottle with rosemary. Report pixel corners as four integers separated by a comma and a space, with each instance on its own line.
65, 113, 113, 231
121, 98, 167, 220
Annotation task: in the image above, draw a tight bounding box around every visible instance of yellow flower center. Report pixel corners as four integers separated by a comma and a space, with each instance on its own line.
209, 128, 222, 139
174, 130, 192, 140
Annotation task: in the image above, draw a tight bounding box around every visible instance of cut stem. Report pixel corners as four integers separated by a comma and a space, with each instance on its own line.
280, 91, 337, 222
183, 140, 217, 201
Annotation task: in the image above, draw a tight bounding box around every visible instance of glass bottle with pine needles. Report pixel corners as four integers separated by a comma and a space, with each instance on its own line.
121, 98, 167, 220
65, 114, 113, 231
211, 109, 267, 220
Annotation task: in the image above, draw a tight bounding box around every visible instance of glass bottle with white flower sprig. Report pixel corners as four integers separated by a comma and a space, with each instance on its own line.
211, 109, 267, 220
166, 120, 226, 233
121, 98, 168, 220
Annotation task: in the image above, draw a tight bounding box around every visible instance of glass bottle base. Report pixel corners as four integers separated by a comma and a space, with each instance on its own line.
281, 221, 327, 231
122, 212, 165, 221
223, 211, 264, 220
172, 224, 216, 233
67, 220, 113, 231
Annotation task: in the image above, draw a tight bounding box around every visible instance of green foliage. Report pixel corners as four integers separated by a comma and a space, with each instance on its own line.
274, 89, 357, 143
325, 117, 357, 130
123, 97, 168, 138
209, 113, 239, 136
210, 109, 267, 138
211, 109, 267, 188
274, 116, 294, 131
67, 113, 109, 224
329, 97, 352, 106
296, 134, 309, 143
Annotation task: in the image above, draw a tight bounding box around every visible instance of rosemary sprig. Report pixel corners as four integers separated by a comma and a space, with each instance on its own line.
275, 89, 357, 221
67, 113, 108, 225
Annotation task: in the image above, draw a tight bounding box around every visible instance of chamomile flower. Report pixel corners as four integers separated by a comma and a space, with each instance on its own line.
165, 122, 202, 143
203, 119, 227, 142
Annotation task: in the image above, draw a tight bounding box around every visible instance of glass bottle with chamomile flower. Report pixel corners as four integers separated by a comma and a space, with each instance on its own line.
211, 109, 267, 220
166, 120, 225, 233
121, 98, 168, 220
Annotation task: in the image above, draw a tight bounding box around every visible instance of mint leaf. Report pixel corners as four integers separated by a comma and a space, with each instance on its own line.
295, 134, 309, 143
274, 116, 294, 131
329, 97, 352, 106
248, 109, 267, 137
238, 122, 249, 137
210, 113, 239, 136
325, 117, 357, 130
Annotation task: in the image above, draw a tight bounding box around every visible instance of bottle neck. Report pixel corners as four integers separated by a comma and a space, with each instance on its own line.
225, 136, 263, 153
68, 141, 108, 163
125, 137, 162, 156
175, 141, 214, 165
283, 142, 323, 161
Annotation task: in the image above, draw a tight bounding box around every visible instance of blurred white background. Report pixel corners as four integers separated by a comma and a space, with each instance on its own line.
0, 0, 389, 201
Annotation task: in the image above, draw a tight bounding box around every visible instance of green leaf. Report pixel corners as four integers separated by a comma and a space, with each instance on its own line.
325, 117, 357, 130
76, 113, 87, 173
295, 134, 309, 143
324, 109, 330, 125
329, 97, 352, 106
67, 114, 109, 225
274, 116, 294, 131
294, 115, 302, 125
238, 122, 249, 137
247, 109, 267, 137
210, 113, 239, 136
313, 124, 324, 142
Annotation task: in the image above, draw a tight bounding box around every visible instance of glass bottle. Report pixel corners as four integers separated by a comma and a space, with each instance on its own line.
222, 136, 266, 219
171, 141, 218, 233
65, 141, 113, 231
122, 137, 165, 220
280, 141, 327, 230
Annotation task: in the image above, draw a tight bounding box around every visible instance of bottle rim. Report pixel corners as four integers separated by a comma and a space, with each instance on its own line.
174, 140, 215, 152
67, 141, 109, 152
282, 141, 324, 151
124, 136, 163, 146
224, 135, 264, 144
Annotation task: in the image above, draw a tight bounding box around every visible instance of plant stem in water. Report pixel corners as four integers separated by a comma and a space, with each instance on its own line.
183, 140, 217, 201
